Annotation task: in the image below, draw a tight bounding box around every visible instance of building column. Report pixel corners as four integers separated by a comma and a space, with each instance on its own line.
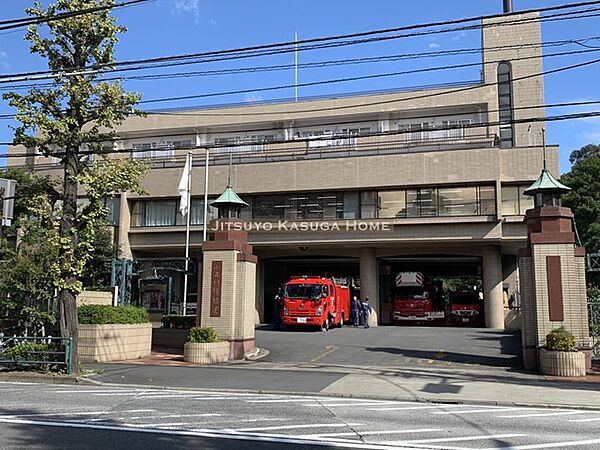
255, 259, 264, 324
117, 192, 132, 259
359, 248, 379, 327
483, 245, 505, 329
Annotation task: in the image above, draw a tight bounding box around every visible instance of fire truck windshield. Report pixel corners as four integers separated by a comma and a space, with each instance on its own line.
396, 286, 430, 299
284, 284, 324, 300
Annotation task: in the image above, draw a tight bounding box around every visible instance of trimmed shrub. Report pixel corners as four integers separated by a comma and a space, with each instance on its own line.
78, 305, 149, 325
545, 327, 576, 352
161, 314, 196, 329
188, 327, 219, 344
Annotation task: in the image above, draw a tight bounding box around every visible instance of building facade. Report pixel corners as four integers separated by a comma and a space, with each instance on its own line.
11, 12, 559, 329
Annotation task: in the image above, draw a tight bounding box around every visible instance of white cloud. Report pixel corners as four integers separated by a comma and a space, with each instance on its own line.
172, 0, 200, 18
209, 18, 217, 26
428, 42, 440, 49
451, 31, 467, 41
244, 93, 263, 103
0, 50, 9, 69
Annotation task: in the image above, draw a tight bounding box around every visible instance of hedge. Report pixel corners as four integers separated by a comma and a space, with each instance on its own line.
78, 305, 149, 325
161, 314, 196, 329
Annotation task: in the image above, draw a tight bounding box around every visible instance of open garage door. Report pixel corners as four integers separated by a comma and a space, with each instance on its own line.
379, 256, 482, 326
263, 257, 359, 323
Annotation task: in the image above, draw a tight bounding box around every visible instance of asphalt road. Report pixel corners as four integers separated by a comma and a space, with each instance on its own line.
256, 325, 522, 368
1, 382, 599, 449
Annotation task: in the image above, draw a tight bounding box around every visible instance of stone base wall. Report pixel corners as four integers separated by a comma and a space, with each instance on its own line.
184, 341, 230, 364
78, 323, 152, 363
504, 309, 522, 330
76, 291, 112, 307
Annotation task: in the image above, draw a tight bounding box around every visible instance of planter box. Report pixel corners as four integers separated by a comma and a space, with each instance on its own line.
184, 341, 229, 364
539, 348, 586, 377
78, 323, 152, 363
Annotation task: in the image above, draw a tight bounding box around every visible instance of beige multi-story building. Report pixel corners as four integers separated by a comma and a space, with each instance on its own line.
12, 12, 558, 329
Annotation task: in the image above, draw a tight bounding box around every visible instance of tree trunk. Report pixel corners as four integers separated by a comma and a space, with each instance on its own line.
58, 146, 80, 374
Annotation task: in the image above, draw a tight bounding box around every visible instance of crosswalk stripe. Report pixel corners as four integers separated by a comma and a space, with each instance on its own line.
231, 423, 362, 432
306, 428, 442, 438
496, 411, 593, 418
366, 404, 471, 411
388, 433, 527, 445
567, 417, 600, 422
431, 407, 534, 415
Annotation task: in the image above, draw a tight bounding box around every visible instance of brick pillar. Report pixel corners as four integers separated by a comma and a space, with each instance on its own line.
359, 248, 379, 326
518, 206, 591, 370
483, 246, 505, 329
199, 220, 257, 360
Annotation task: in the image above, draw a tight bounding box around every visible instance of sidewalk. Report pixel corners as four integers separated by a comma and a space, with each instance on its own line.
83, 359, 600, 410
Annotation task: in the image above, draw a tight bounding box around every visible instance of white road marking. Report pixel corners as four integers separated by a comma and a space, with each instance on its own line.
568, 417, 600, 422
431, 407, 534, 415
306, 428, 443, 438
366, 404, 473, 411
245, 398, 323, 403
388, 433, 527, 445
480, 438, 600, 449
496, 411, 593, 418
0, 417, 418, 449
305, 402, 408, 407
51, 390, 143, 394
231, 422, 362, 432
1, 409, 155, 418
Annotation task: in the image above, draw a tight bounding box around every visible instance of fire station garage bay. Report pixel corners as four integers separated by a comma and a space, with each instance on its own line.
11, 12, 550, 332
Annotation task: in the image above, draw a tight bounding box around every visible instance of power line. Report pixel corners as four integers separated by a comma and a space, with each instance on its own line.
2, 36, 597, 90
0, 2, 598, 83
1, 46, 597, 122
0, 0, 153, 32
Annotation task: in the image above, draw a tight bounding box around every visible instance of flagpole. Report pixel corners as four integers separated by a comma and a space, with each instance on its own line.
182, 151, 192, 316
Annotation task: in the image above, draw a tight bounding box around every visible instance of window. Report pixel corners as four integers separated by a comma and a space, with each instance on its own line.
143, 200, 177, 226
132, 198, 218, 227
501, 185, 534, 216
497, 62, 514, 148
438, 186, 478, 216
360, 192, 377, 219
378, 191, 407, 218
132, 141, 178, 159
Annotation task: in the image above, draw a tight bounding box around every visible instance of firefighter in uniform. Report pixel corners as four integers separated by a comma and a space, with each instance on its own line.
351, 296, 360, 327
361, 297, 373, 329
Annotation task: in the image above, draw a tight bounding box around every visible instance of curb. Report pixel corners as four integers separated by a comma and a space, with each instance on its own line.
0, 372, 86, 385
77, 377, 600, 411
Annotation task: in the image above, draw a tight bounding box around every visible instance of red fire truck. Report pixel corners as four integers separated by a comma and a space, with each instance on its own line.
392, 272, 445, 324
281, 276, 350, 330
448, 290, 483, 326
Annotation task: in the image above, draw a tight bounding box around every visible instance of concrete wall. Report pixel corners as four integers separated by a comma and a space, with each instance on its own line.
78, 323, 152, 363
76, 291, 112, 307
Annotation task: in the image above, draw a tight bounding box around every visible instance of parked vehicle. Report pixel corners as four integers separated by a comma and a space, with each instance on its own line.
392, 272, 445, 324
281, 276, 350, 330
448, 290, 483, 326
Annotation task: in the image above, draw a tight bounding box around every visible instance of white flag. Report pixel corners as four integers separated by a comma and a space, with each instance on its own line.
178, 154, 191, 216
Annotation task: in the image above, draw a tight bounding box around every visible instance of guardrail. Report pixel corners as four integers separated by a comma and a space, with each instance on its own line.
0, 335, 73, 374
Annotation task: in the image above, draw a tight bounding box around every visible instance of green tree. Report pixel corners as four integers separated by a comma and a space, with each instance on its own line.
561, 144, 600, 287
3, 1, 145, 372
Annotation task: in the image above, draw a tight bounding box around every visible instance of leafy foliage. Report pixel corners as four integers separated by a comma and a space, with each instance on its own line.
78, 305, 149, 325
3, 342, 52, 362
561, 144, 600, 288
188, 327, 220, 344
545, 327, 577, 352
162, 315, 196, 329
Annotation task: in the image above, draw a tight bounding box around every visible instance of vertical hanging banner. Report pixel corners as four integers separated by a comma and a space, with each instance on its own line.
210, 260, 223, 317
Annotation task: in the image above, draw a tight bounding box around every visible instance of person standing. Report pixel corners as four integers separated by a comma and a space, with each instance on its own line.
361, 297, 373, 329
351, 296, 360, 327
273, 291, 282, 331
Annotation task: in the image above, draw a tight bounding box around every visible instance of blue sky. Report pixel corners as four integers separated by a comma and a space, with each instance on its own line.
0, 0, 598, 172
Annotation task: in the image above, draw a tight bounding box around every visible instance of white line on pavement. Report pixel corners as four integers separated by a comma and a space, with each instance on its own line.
480, 438, 600, 449
388, 433, 527, 445
567, 417, 600, 422
0, 417, 419, 450
231, 423, 362, 432
496, 411, 593, 418
430, 408, 535, 415
305, 402, 408, 407
244, 398, 323, 403
306, 428, 443, 438
366, 405, 473, 411
1, 409, 155, 418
